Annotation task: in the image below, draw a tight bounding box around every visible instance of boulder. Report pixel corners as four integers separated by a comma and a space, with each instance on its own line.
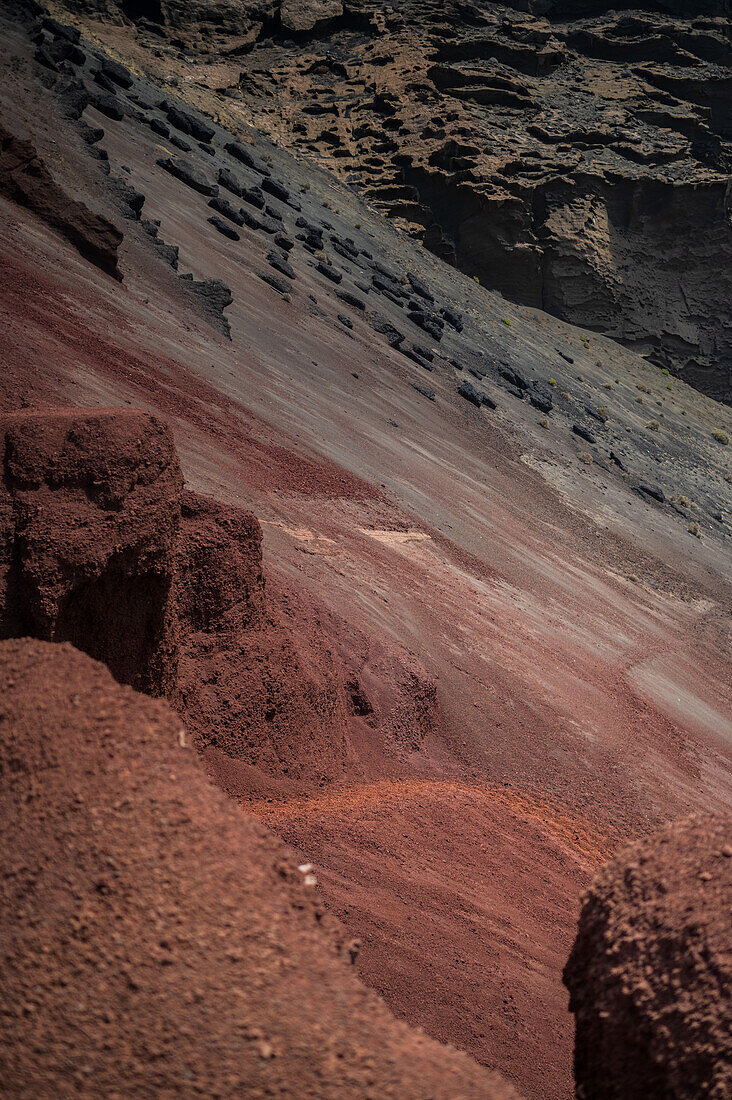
564, 814, 732, 1100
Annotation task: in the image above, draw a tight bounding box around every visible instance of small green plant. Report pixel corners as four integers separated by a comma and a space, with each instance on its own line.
578, 451, 593, 464
712, 429, 729, 445
501, 317, 512, 327
661, 368, 670, 375
538, 417, 549, 429
282, 292, 292, 303
646, 421, 660, 431
635, 396, 644, 404
548, 378, 557, 387
603, 382, 613, 390
666, 384, 673, 391
688, 522, 701, 538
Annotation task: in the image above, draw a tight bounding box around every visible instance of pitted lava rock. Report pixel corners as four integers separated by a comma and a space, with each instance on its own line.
563, 813, 732, 1100
0, 408, 182, 696
0, 637, 520, 1099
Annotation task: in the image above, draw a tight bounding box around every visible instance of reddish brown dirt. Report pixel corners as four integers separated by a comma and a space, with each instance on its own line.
564, 813, 732, 1100
0, 637, 520, 1099
250, 779, 613, 1097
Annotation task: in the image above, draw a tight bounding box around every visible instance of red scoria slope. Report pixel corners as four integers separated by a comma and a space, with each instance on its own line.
0, 637, 519, 1099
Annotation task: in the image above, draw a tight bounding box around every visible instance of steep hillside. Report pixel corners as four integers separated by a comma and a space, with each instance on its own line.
0, 5, 731, 1096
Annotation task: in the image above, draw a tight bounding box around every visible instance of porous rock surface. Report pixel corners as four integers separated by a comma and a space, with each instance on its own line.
73, 0, 732, 400
563, 813, 732, 1100
0, 408, 182, 696
0, 636, 520, 1099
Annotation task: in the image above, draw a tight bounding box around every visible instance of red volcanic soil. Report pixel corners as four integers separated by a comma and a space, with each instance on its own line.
0, 637, 518, 1099
1, 21, 731, 1099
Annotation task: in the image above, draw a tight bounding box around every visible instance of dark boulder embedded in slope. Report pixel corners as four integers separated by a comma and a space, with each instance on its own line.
564, 813, 732, 1100
0, 123, 122, 277
156, 155, 217, 196
224, 140, 270, 176
209, 193, 244, 225
178, 274, 233, 337
268, 250, 296, 279
166, 102, 215, 143
0, 408, 183, 696
208, 214, 240, 240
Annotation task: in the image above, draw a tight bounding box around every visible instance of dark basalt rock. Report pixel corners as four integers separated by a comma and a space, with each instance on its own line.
572, 424, 597, 445
0, 122, 122, 279
157, 156, 217, 196
208, 215, 240, 240
458, 380, 487, 407
635, 482, 666, 504
89, 91, 124, 121
149, 117, 169, 138
275, 233, 295, 251
178, 274, 233, 338
209, 194, 244, 225
167, 104, 215, 144
241, 185, 266, 210
337, 289, 366, 310
262, 177, 290, 203
218, 166, 244, 196
267, 250, 296, 279
368, 312, 405, 347
317, 261, 342, 283
258, 271, 291, 294
100, 56, 133, 89
224, 141, 270, 177
412, 383, 436, 400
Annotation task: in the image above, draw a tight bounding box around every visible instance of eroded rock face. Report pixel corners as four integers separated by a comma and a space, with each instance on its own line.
0, 637, 521, 1099
0, 408, 182, 695
0, 123, 122, 277
563, 813, 732, 1100
74, 0, 731, 399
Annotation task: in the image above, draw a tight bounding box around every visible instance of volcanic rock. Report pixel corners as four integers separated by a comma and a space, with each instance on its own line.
0, 408, 182, 696
564, 813, 732, 1100
0, 123, 122, 277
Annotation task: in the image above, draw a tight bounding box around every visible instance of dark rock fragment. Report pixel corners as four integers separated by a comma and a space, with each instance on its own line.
337, 290, 365, 310
258, 271, 291, 294
218, 167, 243, 197
635, 483, 666, 504
156, 157, 217, 196
317, 261, 342, 284
267, 251, 295, 279
167, 104, 214, 144
412, 383, 436, 401
225, 141, 270, 176
208, 215, 240, 241
209, 195, 244, 225
89, 92, 124, 122
573, 424, 596, 444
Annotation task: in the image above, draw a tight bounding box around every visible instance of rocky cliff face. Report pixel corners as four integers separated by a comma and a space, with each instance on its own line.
61, 0, 731, 401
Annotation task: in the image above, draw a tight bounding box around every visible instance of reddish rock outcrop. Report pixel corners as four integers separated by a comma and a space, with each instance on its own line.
0, 408, 182, 696
0, 123, 122, 278
564, 813, 732, 1100
0, 637, 520, 1099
